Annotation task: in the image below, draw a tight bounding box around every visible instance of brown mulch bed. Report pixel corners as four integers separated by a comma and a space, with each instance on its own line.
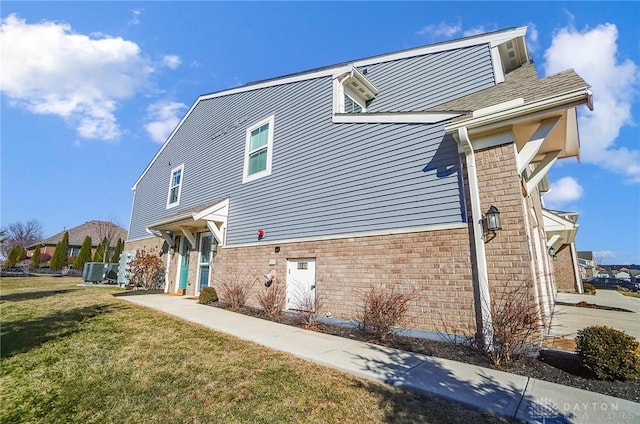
208, 302, 640, 403
556, 301, 634, 313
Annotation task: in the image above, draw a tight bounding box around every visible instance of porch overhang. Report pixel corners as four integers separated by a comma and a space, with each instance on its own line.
447, 88, 592, 195
542, 209, 579, 253
146, 198, 229, 248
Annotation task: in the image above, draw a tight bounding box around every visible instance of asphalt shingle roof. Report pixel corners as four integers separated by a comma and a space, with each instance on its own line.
32, 221, 127, 248
426, 62, 590, 116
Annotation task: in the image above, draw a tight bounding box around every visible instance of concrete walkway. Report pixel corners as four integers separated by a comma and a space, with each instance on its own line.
119, 294, 640, 423
551, 291, 640, 342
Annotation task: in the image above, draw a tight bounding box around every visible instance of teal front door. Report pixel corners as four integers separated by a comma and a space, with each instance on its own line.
179, 237, 189, 290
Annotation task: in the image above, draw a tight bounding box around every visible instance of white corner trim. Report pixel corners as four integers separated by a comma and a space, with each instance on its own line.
472, 98, 524, 118
332, 112, 461, 124
223, 223, 468, 249
491, 46, 505, 85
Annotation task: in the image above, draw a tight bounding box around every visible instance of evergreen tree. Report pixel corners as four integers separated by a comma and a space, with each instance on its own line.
72, 236, 92, 269
110, 238, 124, 263
29, 245, 42, 269
93, 237, 107, 262
4, 243, 23, 268
50, 231, 69, 270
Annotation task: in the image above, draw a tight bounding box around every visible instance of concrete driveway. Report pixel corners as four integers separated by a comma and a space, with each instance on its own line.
549, 290, 640, 341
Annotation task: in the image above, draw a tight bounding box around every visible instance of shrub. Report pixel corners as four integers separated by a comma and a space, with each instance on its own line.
50, 231, 69, 270
255, 280, 285, 316
217, 275, 255, 310
472, 281, 541, 366
356, 286, 412, 341
72, 236, 92, 270
583, 283, 596, 295
29, 245, 41, 269
4, 243, 25, 268
290, 285, 327, 329
575, 326, 640, 381
126, 250, 164, 290
198, 287, 218, 305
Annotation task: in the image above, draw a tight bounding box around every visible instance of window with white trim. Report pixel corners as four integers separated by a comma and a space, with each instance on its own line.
243, 115, 274, 183
166, 164, 184, 208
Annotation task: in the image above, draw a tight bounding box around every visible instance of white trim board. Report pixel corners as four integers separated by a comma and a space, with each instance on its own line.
222, 223, 468, 249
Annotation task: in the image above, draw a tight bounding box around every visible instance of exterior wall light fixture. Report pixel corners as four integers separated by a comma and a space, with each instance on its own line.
483, 205, 502, 242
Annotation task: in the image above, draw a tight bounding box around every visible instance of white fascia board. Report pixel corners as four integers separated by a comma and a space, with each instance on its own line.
333, 112, 461, 124
445, 88, 591, 134
197, 26, 528, 102
491, 46, 505, 84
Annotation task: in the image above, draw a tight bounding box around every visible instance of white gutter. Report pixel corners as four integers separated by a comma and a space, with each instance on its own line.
456, 126, 493, 349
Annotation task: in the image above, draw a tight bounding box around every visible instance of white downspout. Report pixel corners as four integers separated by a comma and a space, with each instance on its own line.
456, 126, 493, 348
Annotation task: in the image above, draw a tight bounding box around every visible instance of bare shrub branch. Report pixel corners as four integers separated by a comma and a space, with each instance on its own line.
126, 250, 164, 290
255, 279, 285, 316
290, 285, 326, 329
217, 275, 256, 310
356, 286, 413, 341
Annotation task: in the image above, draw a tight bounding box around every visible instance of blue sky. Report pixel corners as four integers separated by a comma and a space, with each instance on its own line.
1, 2, 639, 264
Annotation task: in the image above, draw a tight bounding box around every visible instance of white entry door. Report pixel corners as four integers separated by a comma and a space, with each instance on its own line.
286, 259, 316, 311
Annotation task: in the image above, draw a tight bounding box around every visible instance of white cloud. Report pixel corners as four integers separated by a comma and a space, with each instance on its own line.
0, 14, 153, 140
526, 22, 539, 53
129, 9, 142, 26
543, 176, 584, 209
162, 54, 182, 69
416, 20, 462, 39
543, 23, 640, 183
144, 101, 187, 143
463, 26, 486, 37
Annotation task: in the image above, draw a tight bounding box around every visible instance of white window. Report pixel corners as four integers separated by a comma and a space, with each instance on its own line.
166, 164, 184, 208
243, 115, 274, 183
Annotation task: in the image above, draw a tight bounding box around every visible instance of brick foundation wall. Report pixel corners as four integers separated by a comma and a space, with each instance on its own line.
209, 227, 476, 333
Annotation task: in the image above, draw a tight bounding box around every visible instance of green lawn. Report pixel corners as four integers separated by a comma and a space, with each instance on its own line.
1, 277, 512, 423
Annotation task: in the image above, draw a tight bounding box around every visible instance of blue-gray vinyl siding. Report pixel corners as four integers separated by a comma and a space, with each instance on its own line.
128, 45, 495, 243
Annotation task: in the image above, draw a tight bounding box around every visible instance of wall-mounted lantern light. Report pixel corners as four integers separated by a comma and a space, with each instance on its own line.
548, 246, 557, 261
483, 205, 502, 242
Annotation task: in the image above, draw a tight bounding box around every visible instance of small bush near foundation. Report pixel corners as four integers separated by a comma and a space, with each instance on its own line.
126, 250, 164, 290
575, 326, 640, 381
255, 280, 285, 316
291, 286, 326, 329
467, 281, 541, 366
356, 286, 412, 341
583, 283, 596, 295
217, 275, 255, 310
198, 287, 218, 305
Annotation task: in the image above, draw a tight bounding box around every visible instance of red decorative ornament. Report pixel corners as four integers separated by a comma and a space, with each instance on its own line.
257, 229, 265, 239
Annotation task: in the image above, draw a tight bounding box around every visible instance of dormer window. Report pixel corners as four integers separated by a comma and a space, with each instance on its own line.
333, 66, 378, 114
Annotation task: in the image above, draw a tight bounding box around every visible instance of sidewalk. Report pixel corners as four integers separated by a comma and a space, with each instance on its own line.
120, 294, 640, 423
551, 291, 640, 342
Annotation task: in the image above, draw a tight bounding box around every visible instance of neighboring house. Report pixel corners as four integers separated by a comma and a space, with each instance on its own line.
577, 251, 596, 279
125, 27, 592, 340
615, 270, 631, 281
27, 220, 127, 263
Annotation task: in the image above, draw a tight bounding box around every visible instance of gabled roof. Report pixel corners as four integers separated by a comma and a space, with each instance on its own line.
132, 27, 528, 190
29, 221, 128, 248
427, 62, 590, 118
